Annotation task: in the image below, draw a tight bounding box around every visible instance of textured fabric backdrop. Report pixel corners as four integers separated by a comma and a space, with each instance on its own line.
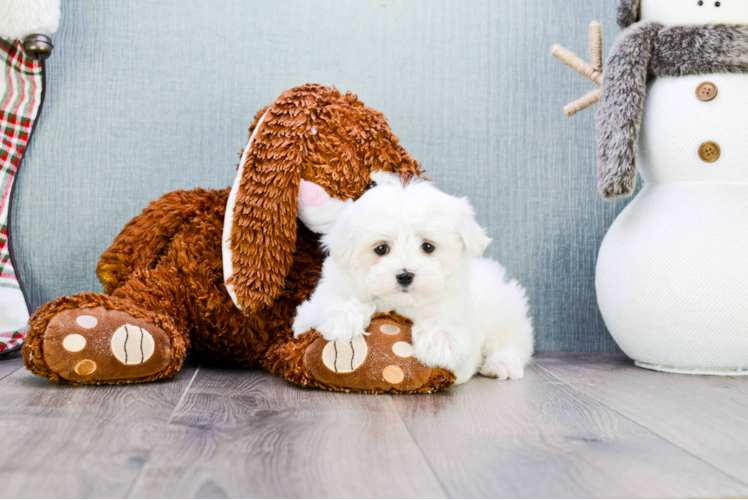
12, 0, 630, 351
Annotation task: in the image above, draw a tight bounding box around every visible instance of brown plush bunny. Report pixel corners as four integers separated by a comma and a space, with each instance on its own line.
23, 84, 456, 393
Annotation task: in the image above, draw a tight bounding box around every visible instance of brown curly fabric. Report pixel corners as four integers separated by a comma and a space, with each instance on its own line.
24, 84, 453, 394
227, 84, 421, 313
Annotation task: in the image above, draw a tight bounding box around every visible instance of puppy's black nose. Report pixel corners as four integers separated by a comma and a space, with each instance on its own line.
396, 271, 415, 287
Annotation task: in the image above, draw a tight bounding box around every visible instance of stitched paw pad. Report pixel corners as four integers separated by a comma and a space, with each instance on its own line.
302, 314, 450, 393
41, 307, 173, 382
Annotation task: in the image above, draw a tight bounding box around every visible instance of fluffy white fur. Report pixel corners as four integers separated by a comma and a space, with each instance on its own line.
293, 172, 534, 384
0, 0, 60, 41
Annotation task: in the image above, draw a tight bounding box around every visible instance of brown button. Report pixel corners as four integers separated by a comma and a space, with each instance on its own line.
696, 82, 718, 102
699, 141, 721, 163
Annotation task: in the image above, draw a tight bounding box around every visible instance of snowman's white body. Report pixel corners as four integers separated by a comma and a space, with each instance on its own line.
596, 73, 748, 374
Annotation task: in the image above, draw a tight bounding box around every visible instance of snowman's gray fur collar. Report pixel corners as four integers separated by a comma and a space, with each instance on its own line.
596, 22, 748, 199
651, 24, 748, 76
617, 0, 640, 29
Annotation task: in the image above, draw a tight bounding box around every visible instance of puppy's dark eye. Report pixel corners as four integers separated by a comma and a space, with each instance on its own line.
366, 181, 377, 190
421, 242, 435, 254
375, 244, 389, 256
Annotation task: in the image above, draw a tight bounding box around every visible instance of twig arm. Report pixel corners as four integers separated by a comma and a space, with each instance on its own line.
589, 21, 602, 72
551, 44, 602, 85
564, 88, 600, 117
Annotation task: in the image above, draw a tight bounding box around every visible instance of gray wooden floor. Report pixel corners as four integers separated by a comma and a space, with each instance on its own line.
1, 352, 747, 498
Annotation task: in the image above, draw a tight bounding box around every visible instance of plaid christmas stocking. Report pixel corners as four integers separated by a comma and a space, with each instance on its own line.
0, 39, 44, 355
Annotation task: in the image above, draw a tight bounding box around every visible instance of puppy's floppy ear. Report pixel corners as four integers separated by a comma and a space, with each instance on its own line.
223, 90, 312, 313
456, 198, 492, 256
321, 206, 357, 268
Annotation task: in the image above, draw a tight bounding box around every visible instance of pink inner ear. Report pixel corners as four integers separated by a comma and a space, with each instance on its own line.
299, 180, 331, 207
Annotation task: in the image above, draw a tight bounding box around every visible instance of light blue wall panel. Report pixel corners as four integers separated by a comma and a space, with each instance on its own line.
13, 0, 629, 351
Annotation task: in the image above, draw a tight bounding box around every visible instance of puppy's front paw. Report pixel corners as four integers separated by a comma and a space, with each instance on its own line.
316, 302, 376, 343
412, 325, 471, 371
292, 301, 317, 338
481, 350, 526, 380
292, 320, 311, 339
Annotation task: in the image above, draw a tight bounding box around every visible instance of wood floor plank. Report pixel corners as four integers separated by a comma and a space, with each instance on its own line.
0, 352, 23, 382
0, 364, 197, 498
129, 367, 447, 499
536, 352, 748, 486
392, 363, 747, 498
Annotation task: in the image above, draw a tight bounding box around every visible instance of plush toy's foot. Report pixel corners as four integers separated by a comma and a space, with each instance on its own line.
265, 313, 456, 394
24, 293, 188, 385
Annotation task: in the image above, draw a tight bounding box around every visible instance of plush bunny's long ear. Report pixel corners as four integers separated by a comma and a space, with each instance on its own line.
596, 22, 660, 199
222, 96, 308, 313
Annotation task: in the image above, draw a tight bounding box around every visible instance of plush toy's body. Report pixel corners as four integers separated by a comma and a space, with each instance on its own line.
32, 187, 318, 381
595, 1, 748, 374
24, 84, 456, 392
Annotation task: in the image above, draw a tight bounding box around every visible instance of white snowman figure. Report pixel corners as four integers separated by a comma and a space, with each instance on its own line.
594, 0, 748, 374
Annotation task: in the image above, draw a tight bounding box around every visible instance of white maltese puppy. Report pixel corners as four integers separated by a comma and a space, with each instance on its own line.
293, 172, 533, 383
